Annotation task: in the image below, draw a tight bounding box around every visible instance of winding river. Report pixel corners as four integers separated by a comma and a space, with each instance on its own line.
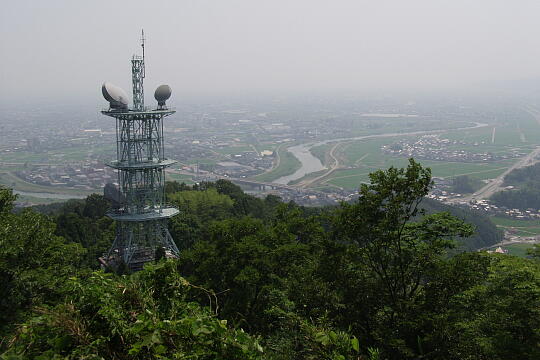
274, 144, 326, 184
274, 122, 489, 185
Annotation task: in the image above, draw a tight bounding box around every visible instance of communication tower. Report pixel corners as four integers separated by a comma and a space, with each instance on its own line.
100, 30, 179, 271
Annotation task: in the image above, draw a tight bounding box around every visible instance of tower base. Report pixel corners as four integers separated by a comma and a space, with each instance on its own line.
100, 219, 179, 272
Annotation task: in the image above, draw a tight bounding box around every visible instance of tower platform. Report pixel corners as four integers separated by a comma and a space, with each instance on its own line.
107, 207, 179, 221
106, 159, 177, 170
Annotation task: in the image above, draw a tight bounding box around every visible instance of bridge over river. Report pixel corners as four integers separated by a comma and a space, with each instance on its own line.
170, 169, 325, 194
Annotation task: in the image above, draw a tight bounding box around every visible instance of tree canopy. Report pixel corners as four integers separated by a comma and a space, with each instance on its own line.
1, 160, 539, 359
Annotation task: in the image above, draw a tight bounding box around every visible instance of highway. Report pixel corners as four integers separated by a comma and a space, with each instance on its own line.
452, 146, 540, 203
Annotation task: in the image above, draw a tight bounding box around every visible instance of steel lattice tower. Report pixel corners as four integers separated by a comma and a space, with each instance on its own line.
101, 31, 179, 271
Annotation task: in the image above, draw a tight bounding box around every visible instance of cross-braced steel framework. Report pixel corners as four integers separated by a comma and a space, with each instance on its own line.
131, 56, 145, 111
101, 33, 179, 271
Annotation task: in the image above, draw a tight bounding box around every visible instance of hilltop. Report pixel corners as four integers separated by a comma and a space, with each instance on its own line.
1, 160, 538, 359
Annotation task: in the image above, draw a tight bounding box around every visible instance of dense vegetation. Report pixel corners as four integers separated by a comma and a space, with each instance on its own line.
451, 175, 482, 194
420, 198, 503, 250
492, 162, 540, 210
1, 159, 539, 359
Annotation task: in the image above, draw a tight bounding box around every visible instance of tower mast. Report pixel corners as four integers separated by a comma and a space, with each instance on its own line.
141, 29, 145, 78
101, 32, 179, 272
131, 29, 145, 111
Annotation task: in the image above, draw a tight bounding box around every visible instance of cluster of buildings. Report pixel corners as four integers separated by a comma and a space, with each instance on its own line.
259, 186, 357, 206
426, 176, 540, 220
382, 135, 523, 163
486, 246, 509, 254
16, 162, 116, 190
166, 135, 275, 176
215, 151, 274, 177
251, 187, 356, 206
427, 186, 540, 221
463, 199, 540, 220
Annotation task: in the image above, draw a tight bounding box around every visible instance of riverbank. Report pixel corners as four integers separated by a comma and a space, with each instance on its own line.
255, 144, 302, 183
267, 122, 489, 186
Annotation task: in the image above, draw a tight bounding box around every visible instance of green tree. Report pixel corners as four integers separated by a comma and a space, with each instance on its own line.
431, 254, 540, 359
323, 159, 473, 357
0, 187, 16, 214
0, 203, 85, 338
169, 188, 234, 223
335, 159, 472, 311
177, 206, 324, 333
3, 261, 264, 359
452, 175, 475, 194
82, 193, 110, 219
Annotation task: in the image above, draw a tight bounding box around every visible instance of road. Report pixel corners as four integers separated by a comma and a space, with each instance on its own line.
452, 146, 540, 203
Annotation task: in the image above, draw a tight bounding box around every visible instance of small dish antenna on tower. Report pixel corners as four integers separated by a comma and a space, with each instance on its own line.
154, 85, 172, 108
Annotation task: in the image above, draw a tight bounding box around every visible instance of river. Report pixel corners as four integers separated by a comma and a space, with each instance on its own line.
274, 122, 488, 185
273, 143, 326, 184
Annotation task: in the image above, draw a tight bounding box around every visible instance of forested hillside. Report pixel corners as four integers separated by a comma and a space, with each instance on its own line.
1, 159, 539, 359
492, 162, 540, 210
420, 198, 503, 250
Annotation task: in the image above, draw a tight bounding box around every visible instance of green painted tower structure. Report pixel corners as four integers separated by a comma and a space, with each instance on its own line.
100, 31, 179, 271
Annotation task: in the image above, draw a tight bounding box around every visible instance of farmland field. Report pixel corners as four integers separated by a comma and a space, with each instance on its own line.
255, 144, 301, 182
298, 111, 540, 190
0, 172, 94, 196
490, 216, 540, 236
166, 173, 195, 185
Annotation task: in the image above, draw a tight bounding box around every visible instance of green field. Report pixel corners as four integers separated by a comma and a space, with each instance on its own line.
253, 143, 278, 153
14, 194, 68, 205
305, 117, 536, 190
489, 216, 540, 236
214, 145, 254, 155
255, 145, 301, 182
319, 147, 519, 190
421, 160, 514, 180
0, 172, 94, 196
323, 167, 376, 189
310, 143, 332, 165
340, 138, 398, 167
505, 243, 535, 257
1, 145, 114, 164
166, 173, 195, 184
490, 216, 540, 227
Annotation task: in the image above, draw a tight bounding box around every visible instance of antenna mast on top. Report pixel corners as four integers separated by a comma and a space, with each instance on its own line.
141, 29, 145, 79
132, 29, 146, 110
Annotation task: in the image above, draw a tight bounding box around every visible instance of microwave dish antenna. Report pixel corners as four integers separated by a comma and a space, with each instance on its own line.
102, 82, 129, 109
154, 84, 172, 108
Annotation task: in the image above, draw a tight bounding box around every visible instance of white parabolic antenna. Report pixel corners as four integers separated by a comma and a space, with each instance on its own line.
102, 82, 129, 108
154, 84, 172, 106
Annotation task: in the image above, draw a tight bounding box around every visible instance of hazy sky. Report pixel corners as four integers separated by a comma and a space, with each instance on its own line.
1, 0, 540, 103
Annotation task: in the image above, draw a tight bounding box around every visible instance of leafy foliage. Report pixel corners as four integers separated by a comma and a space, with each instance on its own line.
2, 161, 539, 359
421, 198, 503, 250
4, 261, 264, 359
451, 175, 481, 194
0, 187, 85, 338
